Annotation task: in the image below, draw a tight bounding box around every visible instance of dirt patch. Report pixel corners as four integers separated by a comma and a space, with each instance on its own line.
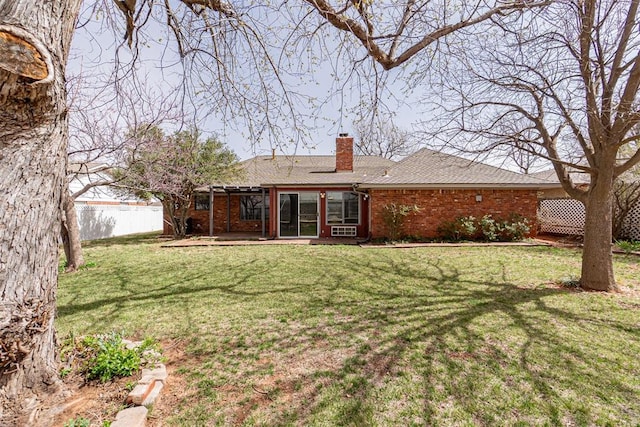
48, 374, 132, 426
146, 341, 191, 426
43, 339, 188, 427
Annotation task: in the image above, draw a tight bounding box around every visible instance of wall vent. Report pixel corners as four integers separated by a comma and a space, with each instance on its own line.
331, 226, 357, 237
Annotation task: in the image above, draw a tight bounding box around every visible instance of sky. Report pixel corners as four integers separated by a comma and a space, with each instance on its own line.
66, 3, 424, 161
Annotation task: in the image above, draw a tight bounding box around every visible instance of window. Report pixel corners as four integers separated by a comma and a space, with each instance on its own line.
194, 193, 210, 211
240, 195, 269, 220
326, 192, 359, 224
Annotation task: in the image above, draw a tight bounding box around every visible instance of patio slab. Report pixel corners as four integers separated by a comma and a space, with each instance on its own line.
161, 236, 362, 247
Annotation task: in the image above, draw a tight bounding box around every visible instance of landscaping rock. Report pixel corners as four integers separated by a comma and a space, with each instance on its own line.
142, 380, 164, 407
112, 406, 148, 427
141, 363, 168, 383
127, 380, 157, 405
122, 339, 142, 350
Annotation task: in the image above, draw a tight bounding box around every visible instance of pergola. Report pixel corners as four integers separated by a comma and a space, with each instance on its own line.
208, 185, 269, 237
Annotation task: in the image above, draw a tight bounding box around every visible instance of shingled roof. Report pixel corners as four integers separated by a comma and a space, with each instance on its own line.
213, 155, 395, 188
360, 148, 559, 189
206, 148, 560, 190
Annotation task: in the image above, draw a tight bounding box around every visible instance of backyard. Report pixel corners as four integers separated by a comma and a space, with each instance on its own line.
56, 234, 640, 426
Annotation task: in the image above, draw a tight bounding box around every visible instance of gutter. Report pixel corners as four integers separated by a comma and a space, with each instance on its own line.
358, 182, 562, 190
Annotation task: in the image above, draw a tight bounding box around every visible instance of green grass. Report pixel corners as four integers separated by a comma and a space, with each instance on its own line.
57, 233, 640, 426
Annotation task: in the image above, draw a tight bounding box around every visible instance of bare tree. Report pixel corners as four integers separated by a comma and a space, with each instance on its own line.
418, 0, 640, 291
613, 143, 640, 240
62, 73, 185, 270
353, 117, 414, 160
613, 178, 640, 240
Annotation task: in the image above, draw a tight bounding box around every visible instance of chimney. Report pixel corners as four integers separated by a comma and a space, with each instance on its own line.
335, 133, 354, 172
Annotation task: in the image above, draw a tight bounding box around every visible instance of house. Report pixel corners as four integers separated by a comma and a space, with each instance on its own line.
69, 163, 163, 240
163, 134, 560, 239
530, 168, 591, 199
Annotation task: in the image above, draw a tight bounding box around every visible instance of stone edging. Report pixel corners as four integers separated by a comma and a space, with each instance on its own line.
110, 341, 168, 427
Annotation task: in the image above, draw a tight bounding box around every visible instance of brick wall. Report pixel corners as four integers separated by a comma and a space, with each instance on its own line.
369, 188, 539, 239
163, 193, 265, 235
335, 136, 354, 172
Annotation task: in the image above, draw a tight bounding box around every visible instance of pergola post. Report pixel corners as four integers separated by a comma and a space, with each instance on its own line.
226, 191, 231, 233
209, 187, 214, 237
261, 188, 266, 238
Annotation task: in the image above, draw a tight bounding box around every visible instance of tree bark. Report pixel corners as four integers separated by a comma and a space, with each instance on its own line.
61, 190, 85, 272
0, 1, 83, 424
581, 157, 618, 292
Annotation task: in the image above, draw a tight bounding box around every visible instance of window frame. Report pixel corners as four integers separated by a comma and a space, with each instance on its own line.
325, 191, 360, 225
194, 193, 210, 211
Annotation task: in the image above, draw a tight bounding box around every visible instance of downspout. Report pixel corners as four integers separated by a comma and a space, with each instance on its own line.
352, 184, 372, 242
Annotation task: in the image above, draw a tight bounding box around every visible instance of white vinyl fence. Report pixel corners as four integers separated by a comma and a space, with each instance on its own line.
538, 199, 640, 241
76, 202, 163, 240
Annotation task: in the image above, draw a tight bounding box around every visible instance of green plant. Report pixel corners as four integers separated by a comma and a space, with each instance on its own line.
64, 417, 90, 427
437, 216, 478, 241
60, 367, 72, 378
500, 214, 531, 241
381, 203, 421, 241
478, 215, 499, 241
437, 213, 530, 242
78, 261, 97, 270
615, 240, 640, 254
83, 332, 141, 382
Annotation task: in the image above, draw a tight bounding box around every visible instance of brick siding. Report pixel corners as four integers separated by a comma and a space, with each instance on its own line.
369, 188, 539, 239
335, 136, 354, 172
163, 193, 263, 235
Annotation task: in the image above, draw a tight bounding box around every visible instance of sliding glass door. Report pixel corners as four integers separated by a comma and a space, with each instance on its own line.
279, 192, 319, 237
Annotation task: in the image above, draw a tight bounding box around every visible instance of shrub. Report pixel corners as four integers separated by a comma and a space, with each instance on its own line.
82, 332, 141, 382
500, 214, 531, 241
438, 214, 531, 242
59, 332, 163, 384
478, 215, 499, 241
381, 203, 421, 241
436, 216, 477, 241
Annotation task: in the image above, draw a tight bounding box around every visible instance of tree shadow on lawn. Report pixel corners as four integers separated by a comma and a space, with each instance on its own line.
57, 250, 639, 425
253, 255, 638, 426
79, 231, 164, 249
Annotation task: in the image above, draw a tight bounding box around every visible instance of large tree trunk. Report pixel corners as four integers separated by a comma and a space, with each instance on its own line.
0, 1, 82, 425
581, 159, 617, 292
61, 190, 85, 271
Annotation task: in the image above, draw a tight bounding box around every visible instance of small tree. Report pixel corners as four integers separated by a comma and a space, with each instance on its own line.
117, 127, 240, 238
381, 203, 421, 241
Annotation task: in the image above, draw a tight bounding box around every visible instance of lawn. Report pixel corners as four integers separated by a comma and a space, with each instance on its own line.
57, 234, 640, 426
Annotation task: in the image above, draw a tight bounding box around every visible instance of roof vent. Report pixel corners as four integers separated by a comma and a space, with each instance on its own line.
339, 132, 349, 137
